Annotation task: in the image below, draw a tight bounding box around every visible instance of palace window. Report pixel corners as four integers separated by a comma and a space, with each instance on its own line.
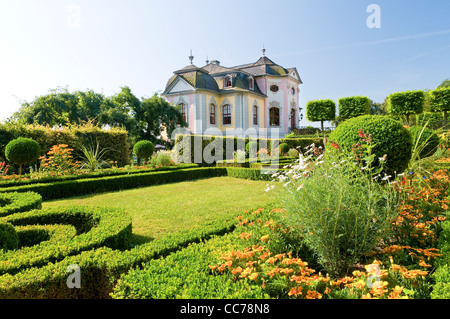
222, 104, 232, 125
224, 76, 232, 88
270, 84, 279, 93
269, 107, 280, 126
249, 77, 254, 90
253, 105, 258, 125
179, 103, 187, 123
291, 87, 296, 95
210, 104, 216, 125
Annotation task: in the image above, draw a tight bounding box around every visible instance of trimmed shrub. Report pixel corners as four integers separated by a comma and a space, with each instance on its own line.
429, 87, 450, 125
279, 143, 290, 155
328, 115, 412, 175
0, 222, 18, 252
409, 125, 440, 158
387, 90, 425, 124
338, 96, 371, 120
306, 99, 336, 131
5, 137, 41, 175
133, 140, 154, 163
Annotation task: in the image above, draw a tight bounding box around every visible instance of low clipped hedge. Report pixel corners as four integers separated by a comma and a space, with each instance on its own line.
0, 203, 274, 298
1, 167, 227, 200
0, 164, 198, 189
0, 206, 132, 276
0, 192, 42, 217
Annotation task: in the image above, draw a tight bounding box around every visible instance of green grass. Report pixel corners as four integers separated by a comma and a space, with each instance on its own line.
42, 177, 275, 245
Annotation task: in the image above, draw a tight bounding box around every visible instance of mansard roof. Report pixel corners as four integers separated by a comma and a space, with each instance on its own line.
163, 53, 301, 96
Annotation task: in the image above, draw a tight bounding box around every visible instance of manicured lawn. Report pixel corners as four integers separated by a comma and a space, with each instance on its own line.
42, 177, 275, 245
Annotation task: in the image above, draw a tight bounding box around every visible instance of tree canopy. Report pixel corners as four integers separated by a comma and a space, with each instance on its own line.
9, 87, 185, 145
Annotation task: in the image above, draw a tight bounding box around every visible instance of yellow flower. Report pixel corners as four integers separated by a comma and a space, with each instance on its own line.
248, 272, 259, 280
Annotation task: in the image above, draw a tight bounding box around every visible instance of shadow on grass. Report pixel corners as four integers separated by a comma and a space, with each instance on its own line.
130, 233, 154, 247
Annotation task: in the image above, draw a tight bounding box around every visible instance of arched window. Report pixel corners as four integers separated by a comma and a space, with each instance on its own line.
210, 104, 216, 125
224, 76, 232, 88
249, 77, 254, 90
290, 108, 296, 129
179, 103, 187, 123
253, 105, 258, 125
269, 107, 280, 126
222, 104, 232, 125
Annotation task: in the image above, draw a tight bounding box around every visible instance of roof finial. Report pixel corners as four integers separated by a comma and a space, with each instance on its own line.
206, 56, 209, 64
189, 49, 194, 65
262, 44, 266, 57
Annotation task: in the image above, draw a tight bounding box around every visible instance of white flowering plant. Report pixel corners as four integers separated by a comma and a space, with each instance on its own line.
267, 131, 399, 277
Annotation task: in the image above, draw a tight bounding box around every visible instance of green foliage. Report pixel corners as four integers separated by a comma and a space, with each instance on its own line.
409, 125, 440, 158
328, 115, 412, 175
338, 96, 371, 119
245, 141, 258, 155
79, 141, 110, 172
429, 87, 450, 112
5, 137, 41, 175
306, 99, 336, 130
111, 233, 268, 299
279, 143, 290, 155
0, 222, 18, 252
151, 150, 174, 167
432, 220, 450, 299
226, 167, 277, 181
0, 122, 131, 168
133, 140, 154, 162
287, 148, 299, 158
135, 93, 187, 143
387, 90, 425, 124
0, 192, 42, 217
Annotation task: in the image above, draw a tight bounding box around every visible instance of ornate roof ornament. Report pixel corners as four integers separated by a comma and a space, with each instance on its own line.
189, 49, 194, 65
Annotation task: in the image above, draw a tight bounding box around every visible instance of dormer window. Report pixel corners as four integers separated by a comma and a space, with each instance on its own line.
249, 77, 254, 90
224, 75, 232, 88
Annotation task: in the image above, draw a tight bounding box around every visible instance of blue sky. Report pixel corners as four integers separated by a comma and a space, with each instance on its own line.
1, 0, 449, 127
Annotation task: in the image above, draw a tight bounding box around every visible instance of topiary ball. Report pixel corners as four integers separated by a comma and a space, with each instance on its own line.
5, 137, 41, 175
409, 125, 440, 158
133, 140, 154, 161
5, 137, 41, 166
246, 141, 258, 155
279, 143, 290, 155
0, 221, 18, 252
328, 115, 412, 175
